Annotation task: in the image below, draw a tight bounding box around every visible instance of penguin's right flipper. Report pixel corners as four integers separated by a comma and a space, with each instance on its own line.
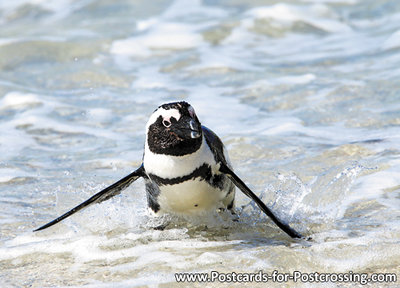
34, 164, 146, 232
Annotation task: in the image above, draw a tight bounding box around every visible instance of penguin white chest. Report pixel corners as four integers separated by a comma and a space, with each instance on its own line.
157, 178, 225, 214
144, 136, 233, 215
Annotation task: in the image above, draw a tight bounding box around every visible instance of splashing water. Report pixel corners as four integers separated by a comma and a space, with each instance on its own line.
1, 0, 400, 287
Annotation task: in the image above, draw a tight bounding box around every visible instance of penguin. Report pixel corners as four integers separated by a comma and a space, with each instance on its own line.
34, 101, 303, 238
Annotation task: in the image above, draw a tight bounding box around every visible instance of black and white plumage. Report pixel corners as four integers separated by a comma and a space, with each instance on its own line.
34, 101, 303, 239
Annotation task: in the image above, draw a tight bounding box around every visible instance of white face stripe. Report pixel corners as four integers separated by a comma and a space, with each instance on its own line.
146, 107, 181, 129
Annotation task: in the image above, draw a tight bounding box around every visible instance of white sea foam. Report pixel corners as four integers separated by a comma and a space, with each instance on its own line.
245, 3, 352, 33
0, 0, 84, 24
133, 66, 185, 90
86, 108, 114, 123
112, 22, 204, 58
348, 162, 400, 205
0, 38, 19, 47
1, 0, 400, 287
161, 0, 227, 20
0, 168, 31, 183
0, 126, 34, 158
111, 0, 223, 59
0, 91, 42, 108
111, 0, 230, 61
300, 0, 359, 4
272, 74, 317, 85
382, 30, 400, 50
187, 85, 260, 133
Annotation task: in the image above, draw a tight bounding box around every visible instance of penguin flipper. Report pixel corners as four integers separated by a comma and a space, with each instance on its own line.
219, 163, 303, 239
202, 125, 229, 164
34, 164, 146, 232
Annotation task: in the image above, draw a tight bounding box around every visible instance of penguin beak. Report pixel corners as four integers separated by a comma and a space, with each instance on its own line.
189, 119, 201, 139
174, 117, 202, 139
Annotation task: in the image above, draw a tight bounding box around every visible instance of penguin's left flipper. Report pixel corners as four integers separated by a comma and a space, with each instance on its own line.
219, 163, 304, 239
34, 164, 146, 232
202, 126, 303, 239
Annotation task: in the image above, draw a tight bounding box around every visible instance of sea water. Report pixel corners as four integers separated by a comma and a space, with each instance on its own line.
0, 0, 399, 287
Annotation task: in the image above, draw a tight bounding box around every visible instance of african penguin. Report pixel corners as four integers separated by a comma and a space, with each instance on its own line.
143, 101, 235, 216
34, 101, 303, 239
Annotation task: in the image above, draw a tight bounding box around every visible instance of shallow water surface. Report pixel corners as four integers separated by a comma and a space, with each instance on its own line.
0, 0, 400, 287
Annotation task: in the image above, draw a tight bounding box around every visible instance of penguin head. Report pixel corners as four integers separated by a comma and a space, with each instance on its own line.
146, 101, 202, 156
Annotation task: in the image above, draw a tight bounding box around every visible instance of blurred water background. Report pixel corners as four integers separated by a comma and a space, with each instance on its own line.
0, 0, 399, 287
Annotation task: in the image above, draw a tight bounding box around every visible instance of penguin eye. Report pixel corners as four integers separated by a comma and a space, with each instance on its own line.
162, 120, 171, 127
